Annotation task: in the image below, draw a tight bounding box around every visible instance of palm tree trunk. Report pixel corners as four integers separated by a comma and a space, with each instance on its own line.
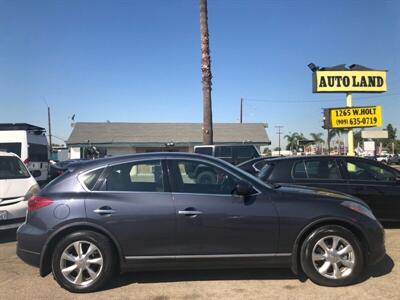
199, 0, 213, 145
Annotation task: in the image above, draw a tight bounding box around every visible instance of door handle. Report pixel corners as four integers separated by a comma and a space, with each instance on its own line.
94, 206, 116, 215
178, 210, 203, 216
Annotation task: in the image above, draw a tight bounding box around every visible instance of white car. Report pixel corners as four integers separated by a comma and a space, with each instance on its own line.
0, 151, 40, 230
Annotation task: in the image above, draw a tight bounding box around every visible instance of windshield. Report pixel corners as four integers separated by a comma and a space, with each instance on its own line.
0, 156, 30, 179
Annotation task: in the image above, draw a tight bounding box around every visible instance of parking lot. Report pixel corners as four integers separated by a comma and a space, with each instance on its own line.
0, 227, 398, 300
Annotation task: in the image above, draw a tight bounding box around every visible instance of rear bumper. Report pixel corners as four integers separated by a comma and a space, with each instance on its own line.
16, 244, 41, 268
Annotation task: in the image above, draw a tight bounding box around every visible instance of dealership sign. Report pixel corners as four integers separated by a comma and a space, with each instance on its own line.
324, 105, 382, 129
313, 70, 387, 93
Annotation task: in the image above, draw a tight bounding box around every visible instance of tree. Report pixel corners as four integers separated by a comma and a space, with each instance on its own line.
199, 0, 213, 145
284, 132, 303, 151
310, 132, 324, 144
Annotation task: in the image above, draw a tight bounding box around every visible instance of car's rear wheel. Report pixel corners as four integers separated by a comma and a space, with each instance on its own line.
51, 230, 115, 293
300, 225, 364, 286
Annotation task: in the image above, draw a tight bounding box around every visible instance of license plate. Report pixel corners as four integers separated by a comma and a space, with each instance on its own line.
0, 211, 7, 220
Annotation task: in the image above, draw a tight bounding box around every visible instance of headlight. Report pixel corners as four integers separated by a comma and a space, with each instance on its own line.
341, 201, 376, 220
24, 184, 40, 201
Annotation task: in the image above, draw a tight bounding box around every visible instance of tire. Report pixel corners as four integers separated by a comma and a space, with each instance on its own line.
300, 225, 364, 287
196, 171, 217, 184
51, 230, 116, 293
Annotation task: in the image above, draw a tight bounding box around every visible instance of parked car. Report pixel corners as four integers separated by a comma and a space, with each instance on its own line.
236, 156, 271, 176
194, 144, 260, 165
0, 123, 49, 183
388, 154, 400, 165
0, 151, 40, 230
17, 153, 385, 292
49, 159, 87, 181
376, 154, 390, 164
255, 155, 400, 222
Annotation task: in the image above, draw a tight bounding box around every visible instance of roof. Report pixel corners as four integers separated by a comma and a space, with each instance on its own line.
0, 123, 46, 132
67, 122, 270, 146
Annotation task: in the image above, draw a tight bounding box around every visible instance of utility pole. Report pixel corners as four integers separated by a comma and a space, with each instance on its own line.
199, 0, 213, 145
47, 106, 53, 154
275, 126, 284, 156
240, 97, 243, 123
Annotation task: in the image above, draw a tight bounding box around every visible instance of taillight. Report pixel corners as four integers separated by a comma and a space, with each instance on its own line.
23, 159, 29, 166
28, 196, 53, 212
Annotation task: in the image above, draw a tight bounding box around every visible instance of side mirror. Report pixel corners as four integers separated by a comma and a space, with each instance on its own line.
235, 181, 252, 196
31, 170, 41, 178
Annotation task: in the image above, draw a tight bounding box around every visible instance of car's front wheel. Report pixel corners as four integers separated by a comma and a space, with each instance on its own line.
300, 225, 364, 286
51, 230, 116, 293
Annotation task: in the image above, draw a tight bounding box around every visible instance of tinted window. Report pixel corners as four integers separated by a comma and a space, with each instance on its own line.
346, 160, 396, 182
235, 146, 257, 158
174, 160, 239, 195
195, 147, 213, 156
105, 160, 164, 192
28, 144, 48, 162
293, 161, 307, 179
304, 159, 341, 179
0, 143, 22, 157
215, 146, 232, 157
253, 160, 268, 171
81, 168, 104, 190
258, 163, 274, 180
0, 156, 30, 179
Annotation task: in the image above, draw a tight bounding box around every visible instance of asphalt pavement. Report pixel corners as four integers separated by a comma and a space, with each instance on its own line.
0, 228, 399, 300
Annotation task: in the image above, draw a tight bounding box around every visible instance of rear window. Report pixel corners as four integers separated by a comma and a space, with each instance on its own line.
28, 144, 48, 162
0, 156, 30, 179
80, 168, 104, 190
195, 147, 213, 156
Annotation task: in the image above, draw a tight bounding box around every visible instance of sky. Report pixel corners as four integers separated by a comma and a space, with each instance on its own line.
0, 0, 399, 148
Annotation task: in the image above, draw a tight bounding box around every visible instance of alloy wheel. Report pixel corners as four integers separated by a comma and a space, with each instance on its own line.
60, 241, 104, 287
311, 235, 355, 280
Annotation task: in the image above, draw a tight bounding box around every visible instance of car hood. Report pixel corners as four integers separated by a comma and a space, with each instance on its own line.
0, 178, 35, 199
275, 183, 367, 205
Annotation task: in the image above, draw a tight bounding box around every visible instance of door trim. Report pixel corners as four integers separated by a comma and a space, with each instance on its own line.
125, 253, 292, 260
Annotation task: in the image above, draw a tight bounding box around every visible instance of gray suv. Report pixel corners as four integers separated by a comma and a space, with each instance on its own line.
17, 153, 385, 292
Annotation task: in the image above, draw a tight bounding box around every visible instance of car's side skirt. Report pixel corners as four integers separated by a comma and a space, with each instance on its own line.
121, 253, 292, 272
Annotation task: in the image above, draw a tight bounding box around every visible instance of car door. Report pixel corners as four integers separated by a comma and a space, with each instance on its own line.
167, 158, 278, 256
340, 158, 400, 221
84, 159, 176, 256
291, 158, 349, 194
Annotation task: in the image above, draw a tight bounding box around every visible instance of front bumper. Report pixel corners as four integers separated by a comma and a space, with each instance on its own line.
0, 199, 27, 230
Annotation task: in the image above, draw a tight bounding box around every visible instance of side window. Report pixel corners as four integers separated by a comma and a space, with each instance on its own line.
235, 146, 253, 159
195, 147, 213, 156
215, 146, 232, 158
174, 160, 240, 195
346, 161, 396, 182
304, 159, 341, 179
81, 168, 104, 190
105, 160, 164, 192
293, 161, 307, 179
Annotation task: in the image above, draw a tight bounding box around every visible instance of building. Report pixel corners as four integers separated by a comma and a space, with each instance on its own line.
67, 122, 270, 159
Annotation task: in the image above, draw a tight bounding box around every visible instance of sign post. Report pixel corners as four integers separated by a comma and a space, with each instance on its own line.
346, 93, 354, 155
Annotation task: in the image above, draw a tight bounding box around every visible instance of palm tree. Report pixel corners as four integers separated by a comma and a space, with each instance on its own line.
199, 0, 213, 145
310, 132, 324, 153
285, 132, 301, 151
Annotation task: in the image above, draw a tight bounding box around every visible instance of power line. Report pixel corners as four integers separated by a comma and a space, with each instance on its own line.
244, 92, 400, 104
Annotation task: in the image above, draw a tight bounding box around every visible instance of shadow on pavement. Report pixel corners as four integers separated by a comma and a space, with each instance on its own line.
106, 268, 303, 291
105, 254, 394, 291
382, 222, 400, 229
362, 254, 395, 279
0, 229, 17, 244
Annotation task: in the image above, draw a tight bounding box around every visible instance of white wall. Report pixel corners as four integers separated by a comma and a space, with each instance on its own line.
70, 147, 81, 159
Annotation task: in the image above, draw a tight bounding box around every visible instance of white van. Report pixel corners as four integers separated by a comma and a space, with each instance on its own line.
0, 151, 40, 230
0, 123, 49, 182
